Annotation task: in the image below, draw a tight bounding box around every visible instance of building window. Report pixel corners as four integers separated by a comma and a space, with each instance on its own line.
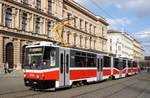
74, 34, 76, 47
94, 26, 96, 35
102, 27, 104, 36
94, 40, 96, 49
35, 16, 40, 34
36, 0, 41, 10
89, 24, 92, 33
74, 16, 77, 27
80, 35, 82, 47
22, 13, 27, 31
47, 21, 51, 37
118, 46, 121, 51
21, 0, 28, 4
110, 46, 112, 51
47, 0, 52, 15
5, 8, 12, 28
67, 33, 70, 44
110, 39, 112, 44
67, 13, 71, 20
80, 19, 83, 30
67, 13, 71, 24
90, 37, 92, 49
85, 22, 87, 31
85, 37, 87, 48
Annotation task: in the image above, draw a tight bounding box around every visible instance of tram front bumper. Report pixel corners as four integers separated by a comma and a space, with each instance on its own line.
24, 79, 55, 89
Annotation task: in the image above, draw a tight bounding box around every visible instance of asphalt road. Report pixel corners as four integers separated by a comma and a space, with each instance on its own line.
0, 72, 150, 98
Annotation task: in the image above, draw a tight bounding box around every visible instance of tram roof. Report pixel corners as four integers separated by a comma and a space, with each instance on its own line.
26, 41, 108, 56
26, 41, 59, 48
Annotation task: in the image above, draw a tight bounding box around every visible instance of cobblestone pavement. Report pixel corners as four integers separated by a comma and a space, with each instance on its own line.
0, 72, 150, 98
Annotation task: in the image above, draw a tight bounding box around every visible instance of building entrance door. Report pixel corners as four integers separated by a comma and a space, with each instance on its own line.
6, 43, 14, 69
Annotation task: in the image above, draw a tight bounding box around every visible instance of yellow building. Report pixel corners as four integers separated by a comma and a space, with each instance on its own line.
133, 39, 144, 62
0, 0, 108, 69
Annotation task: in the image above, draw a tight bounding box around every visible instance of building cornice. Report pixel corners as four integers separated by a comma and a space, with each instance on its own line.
0, 28, 56, 43
66, 25, 107, 40
1, 0, 60, 21
64, 0, 108, 26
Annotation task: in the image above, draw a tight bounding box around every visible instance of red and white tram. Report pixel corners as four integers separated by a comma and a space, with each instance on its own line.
23, 41, 140, 90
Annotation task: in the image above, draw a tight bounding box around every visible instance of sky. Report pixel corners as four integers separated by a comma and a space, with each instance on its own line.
74, 0, 150, 56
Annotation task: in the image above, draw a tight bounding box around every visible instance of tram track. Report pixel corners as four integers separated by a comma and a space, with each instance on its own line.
103, 75, 150, 98
0, 88, 50, 98
70, 73, 150, 98
102, 80, 140, 98
0, 73, 149, 98
0, 90, 29, 96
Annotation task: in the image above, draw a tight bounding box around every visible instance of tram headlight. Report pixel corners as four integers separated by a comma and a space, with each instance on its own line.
36, 74, 40, 79
24, 74, 26, 78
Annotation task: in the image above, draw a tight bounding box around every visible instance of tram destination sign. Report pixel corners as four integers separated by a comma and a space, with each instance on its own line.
28, 47, 43, 54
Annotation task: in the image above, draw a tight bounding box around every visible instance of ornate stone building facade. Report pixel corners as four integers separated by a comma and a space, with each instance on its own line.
0, 0, 108, 69
133, 39, 144, 62
107, 29, 144, 61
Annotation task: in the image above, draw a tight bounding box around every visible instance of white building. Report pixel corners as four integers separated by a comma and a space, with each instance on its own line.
107, 30, 134, 59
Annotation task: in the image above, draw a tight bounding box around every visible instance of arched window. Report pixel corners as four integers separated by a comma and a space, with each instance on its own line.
6, 43, 14, 68
21, 45, 27, 68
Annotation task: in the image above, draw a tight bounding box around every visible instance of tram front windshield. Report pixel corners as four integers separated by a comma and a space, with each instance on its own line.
24, 46, 56, 70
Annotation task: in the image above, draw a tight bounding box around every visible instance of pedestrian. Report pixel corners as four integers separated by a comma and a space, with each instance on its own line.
4, 62, 9, 74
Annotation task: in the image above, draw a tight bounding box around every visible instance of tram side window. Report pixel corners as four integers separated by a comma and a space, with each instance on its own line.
118, 60, 123, 70
122, 60, 126, 69
50, 49, 56, 67
43, 47, 56, 68
60, 53, 63, 73
66, 54, 69, 73
133, 61, 137, 67
100, 58, 103, 71
113, 58, 119, 69
75, 56, 86, 67
87, 57, 96, 67
43, 47, 51, 69
128, 61, 132, 67
104, 56, 111, 67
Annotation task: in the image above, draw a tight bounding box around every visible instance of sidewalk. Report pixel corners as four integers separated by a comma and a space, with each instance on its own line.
0, 69, 23, 78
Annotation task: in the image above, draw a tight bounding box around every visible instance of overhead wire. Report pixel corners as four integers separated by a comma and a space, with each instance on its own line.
89, 0, 124, 31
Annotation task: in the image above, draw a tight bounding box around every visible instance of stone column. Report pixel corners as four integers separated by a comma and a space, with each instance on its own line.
13, 39, 21, 69
52, 0, 57, 17
30, 0, 35, 8
15, 9, 20, 29
0, 36, 3, 68
0, 3, 3, 26
57, 0, 63, 19
40, 18, 43, 35
46, 19, 48, 37
19, 11, 23, 31
70, 33, 74, 46
42, 18, 46, 35
51, 21, 55, 40
12, 8, 17, 29
41, 0, 47, 13
29, 14, 34, 33
26, 13, 30, 32
2, 4, 5, 26
16, 0, 21, 2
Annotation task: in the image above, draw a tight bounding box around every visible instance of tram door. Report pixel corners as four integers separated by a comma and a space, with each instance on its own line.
118, 59, 123, 78
59, 48, 70, 87
97, 55, 103, 81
